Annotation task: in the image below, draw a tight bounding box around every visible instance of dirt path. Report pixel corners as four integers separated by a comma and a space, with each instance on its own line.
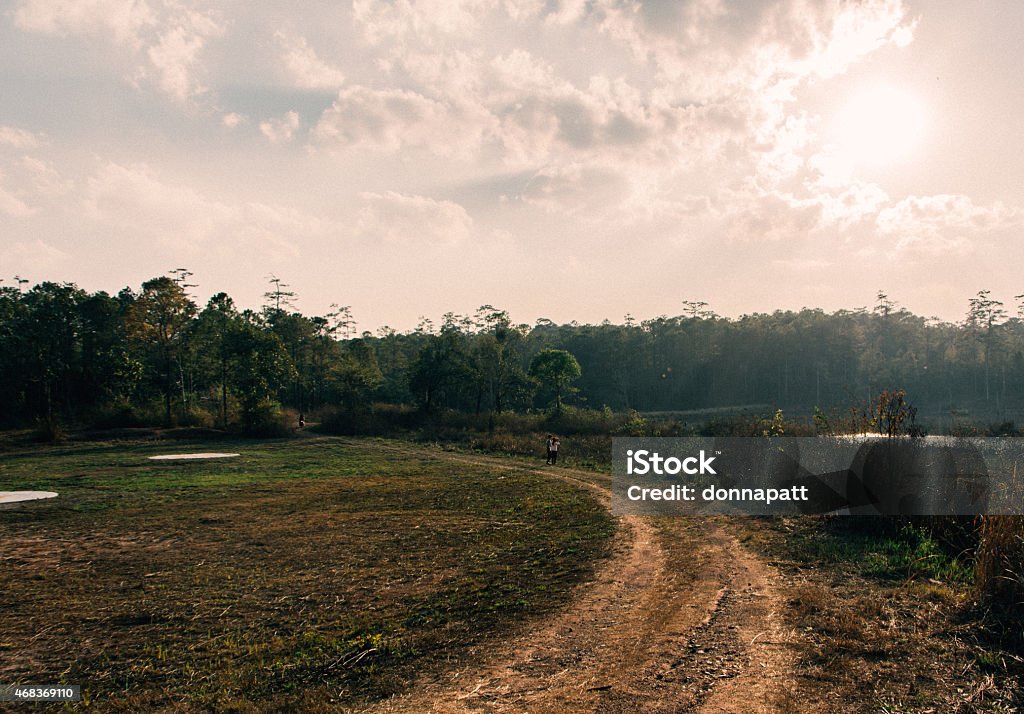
346, 440, 797, 713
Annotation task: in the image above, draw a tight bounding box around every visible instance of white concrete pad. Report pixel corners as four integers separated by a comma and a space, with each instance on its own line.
0, 491, 59, 504
148, 453, 241, 460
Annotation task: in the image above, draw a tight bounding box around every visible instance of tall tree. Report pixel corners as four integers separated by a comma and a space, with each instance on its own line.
224, 320, 295, 432
18, 283, 85, 422
966, 290, 1007, 404
126, 276, 197, 424
192, 293, 240, 427
409, 325, 470, 412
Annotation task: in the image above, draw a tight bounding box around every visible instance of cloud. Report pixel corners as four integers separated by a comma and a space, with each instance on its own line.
222, 112, 246, 129
0, 145, 70, 216
260, 111, 301, 143
876, 194, 1019, 253
724, 187, 823, 243
0, 126, 44, 150
0, 238, 71, 269
352, 0, 490, 45
14, 0, 223, 103
14, 0, 154, 46
597, 0, 914, 90
143, 11, 222, 103
315, 46, 684, 170
0, 180, 36, 217
815, 181, 890, 231
356, 191, 473, 245
276, 31, 346, 90
81, 162, 321, 260
313, 85, 496, 159
519, 163, 628, 216
19, 157, 71, 198
308, 0, 925, 245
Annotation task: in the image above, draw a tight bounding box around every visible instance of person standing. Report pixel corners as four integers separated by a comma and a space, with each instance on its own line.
550, 436, 560, 465
545, 434, 554, 464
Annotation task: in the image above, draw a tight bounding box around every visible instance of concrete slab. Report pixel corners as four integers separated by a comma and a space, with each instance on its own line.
148, 453, 241, 460
0, 491, 59, 504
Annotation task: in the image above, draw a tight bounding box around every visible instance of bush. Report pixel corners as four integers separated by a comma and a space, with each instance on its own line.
542, 406, 611, 435
612, 409, 647, 437
178, 404, 215, 428
988, 421, 1022, 437
315, 403, 422, 436
32, 416, 66, 443
239, 399, 294, 438
698, 409, 815, 437
92, 397, 165, 428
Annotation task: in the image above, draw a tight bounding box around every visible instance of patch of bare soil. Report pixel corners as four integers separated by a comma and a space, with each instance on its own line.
356, 443, 797, 713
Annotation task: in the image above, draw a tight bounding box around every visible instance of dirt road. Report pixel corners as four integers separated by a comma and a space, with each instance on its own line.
354, 442, 796, 713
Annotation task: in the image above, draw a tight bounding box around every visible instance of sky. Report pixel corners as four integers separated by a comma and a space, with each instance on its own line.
1, 0, 1021, 331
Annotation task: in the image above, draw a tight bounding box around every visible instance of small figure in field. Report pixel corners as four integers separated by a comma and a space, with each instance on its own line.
545, 434, 554, 464
550, 436, 560, 465
298, 413, 306, 429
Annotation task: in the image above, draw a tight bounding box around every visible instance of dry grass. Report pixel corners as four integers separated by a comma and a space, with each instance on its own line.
0, 436, 615, 711
975, 516, 1024, 638
737, 517, 1024, 713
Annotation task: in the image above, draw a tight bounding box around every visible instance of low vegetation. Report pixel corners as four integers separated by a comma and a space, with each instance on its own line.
739, 516, 1024, 711
0, 436, 614, 710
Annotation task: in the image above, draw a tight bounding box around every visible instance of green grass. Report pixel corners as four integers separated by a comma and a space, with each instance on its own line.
787, 520, 974, 584
0, 435, 616, 711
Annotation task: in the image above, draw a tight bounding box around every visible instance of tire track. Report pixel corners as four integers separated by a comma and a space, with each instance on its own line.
337, 439, 796, 713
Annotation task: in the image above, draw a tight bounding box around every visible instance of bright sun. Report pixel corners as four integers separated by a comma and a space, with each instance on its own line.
833, 85, 927, 169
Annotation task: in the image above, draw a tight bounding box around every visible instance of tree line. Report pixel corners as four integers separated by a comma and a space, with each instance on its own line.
3, 274, 1024, 433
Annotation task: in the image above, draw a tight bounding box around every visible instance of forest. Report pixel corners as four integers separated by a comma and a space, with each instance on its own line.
3, 272, 1024, 435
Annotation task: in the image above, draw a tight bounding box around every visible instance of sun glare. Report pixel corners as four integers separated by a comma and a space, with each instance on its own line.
833, 85, 927, 169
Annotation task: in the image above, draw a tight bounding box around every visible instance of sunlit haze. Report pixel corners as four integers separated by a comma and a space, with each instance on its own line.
1, 1, 1021, 330
833, 85, 928, 168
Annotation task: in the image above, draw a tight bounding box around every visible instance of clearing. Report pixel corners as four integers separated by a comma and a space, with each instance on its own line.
1, 435, 1019, 711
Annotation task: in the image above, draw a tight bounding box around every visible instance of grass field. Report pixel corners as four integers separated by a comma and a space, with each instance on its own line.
0, 436, 615, 711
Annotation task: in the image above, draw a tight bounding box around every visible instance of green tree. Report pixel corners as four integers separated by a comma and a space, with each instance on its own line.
78, 290, 139, 412
224, 320, 295, 432
17, 283, 86, 423
966, 290, 1007, 404
409, 323, 471, 412
468, 305, 532, 414
192, 293, 240, 427
125, 276, 197, 424
326, 338, 383, 408
528, 349, 581, 412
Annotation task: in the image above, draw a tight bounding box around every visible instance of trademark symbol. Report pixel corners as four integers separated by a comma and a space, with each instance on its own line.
715, 451, 722, 455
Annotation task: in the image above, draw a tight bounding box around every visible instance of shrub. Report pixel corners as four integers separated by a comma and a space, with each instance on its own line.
612, 409, 648, 437
315, 403, 421, 436
178, 404, 215, 428
32, 415, 66, 443
239, 399, 294, 438
92, 397, 165, 428
544, 406, 617, 435
698, 409, 815, 437
988, 421, 1021, 437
